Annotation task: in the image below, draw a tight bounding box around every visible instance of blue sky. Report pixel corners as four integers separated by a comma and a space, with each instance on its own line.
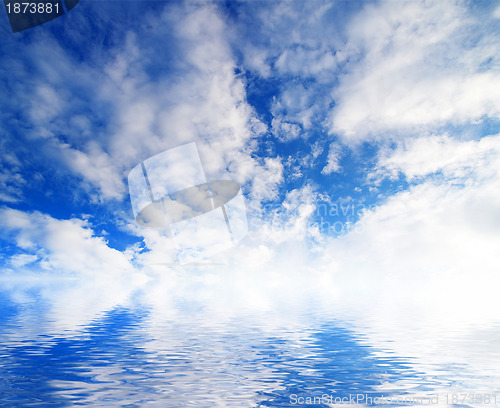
0, 0, 499, 294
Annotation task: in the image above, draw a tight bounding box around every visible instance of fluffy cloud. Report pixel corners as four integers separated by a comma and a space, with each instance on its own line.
3, 132, 498, 310
101, 3, 282, 208
325, 133, 500, 287
321, 142, 343, 175
235, 0, 347, 79
2, 0, 498, 282
233, 0, 499, 151
275, 46, 337, 78
58, 141, 126, 201
0, 2, 282, 210
0, 209, 135, 276
329, 0, 500, 142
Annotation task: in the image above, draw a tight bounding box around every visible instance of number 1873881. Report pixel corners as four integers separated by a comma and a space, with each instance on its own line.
6, 2, 59, 14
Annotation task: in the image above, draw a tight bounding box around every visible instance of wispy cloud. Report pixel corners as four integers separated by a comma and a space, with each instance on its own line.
0, 142, 26, 203
0, 2, 283, 210
374, 133, 500, 183
329, 0, 500, 142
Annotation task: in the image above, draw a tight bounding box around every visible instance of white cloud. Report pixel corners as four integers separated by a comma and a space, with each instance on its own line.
2, 1, 498, 288
320, 175, 500, 378
230, 0, 353, 150
495, 4, 500, 19
1, 3, 282, 210
373, 133, 500, 183
247, 184, 318, 246
100, 3, 285, 211
9, 254, 39, 268
293, 135, 500, 375
0, 30, 128, 202
4, 131, 498, 317
231, 0, 499, 154
321, 142, 343, 175
330, 0, 500, 142
326, 133, 500, 284
247, 156, 284, 203
233, 0, 498, 151
242, 45, 272, 78
271, 118, 302, 141
58, 141, 126, 201
275, 46, 337, 79
0, 209, 135, 277
0, 149, 25, 203
271, 82, 318, 131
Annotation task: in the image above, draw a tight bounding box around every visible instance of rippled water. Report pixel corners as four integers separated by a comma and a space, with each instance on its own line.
1, 274, 500, 407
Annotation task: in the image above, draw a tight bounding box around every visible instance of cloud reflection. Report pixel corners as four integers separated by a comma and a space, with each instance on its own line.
1, 267, 500, 407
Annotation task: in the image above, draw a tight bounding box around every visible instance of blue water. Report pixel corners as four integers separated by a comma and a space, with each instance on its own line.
1, 278, 500, 407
